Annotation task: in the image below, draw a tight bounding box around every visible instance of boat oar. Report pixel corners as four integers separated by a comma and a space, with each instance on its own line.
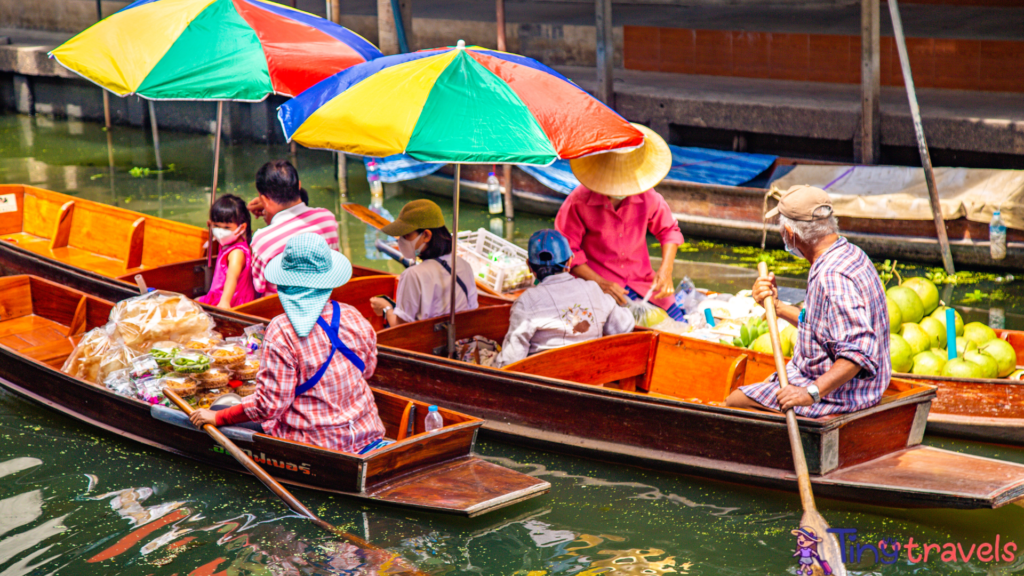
342, 203, 391, 230
757, 262, 846, 576
162, 389, 426, 575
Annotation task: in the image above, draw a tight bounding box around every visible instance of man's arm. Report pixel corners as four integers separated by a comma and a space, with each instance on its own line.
751, 272, 800, 326
777, 358, 861, 412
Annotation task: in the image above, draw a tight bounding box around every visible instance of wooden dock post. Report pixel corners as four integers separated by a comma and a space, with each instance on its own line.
888, 0, 955, 274
595, 0, 614, 108
859, 0, 880, 165
497, 0, 515, 220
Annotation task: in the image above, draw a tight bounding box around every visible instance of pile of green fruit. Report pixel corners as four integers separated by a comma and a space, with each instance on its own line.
724, 318, 797, 357
887, 277, 1020, 379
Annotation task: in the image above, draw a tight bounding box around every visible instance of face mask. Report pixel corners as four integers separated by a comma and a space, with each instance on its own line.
212, 224, 246, 246
397, 233, 423, 260
783, 228, 805, 260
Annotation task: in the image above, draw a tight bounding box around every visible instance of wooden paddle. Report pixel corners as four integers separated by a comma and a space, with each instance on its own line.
162, 389, 426, 575
757, 262, 846, 576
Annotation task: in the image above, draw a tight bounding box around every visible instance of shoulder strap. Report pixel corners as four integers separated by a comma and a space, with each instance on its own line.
294, 301, 366, 397
434, 257, 469, 298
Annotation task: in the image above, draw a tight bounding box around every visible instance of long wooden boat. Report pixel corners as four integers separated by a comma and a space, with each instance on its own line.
407, 162, 1024, 269
0, 274, 548, 517
363, 304, 1024, 509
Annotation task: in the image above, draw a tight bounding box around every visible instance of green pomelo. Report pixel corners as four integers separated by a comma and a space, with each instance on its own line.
962, 322, 997, 347
902, 277, 940, 315
978, 338, 1018, 378
911, 351, 946, 376
780, 325, 797, 356
930, 306, 965, 337
1008, 369, 1024, 381
886, 296, 903, 334
954, 337, 978, 357
918, 317, 945, 349
931, 347, 948, 357
890, 334, 914, 373
900, 323, 931, 355
749, 333, 775, 355
964, 350, 999, 379
942, 358, 984, 379
887, 286, 925, 324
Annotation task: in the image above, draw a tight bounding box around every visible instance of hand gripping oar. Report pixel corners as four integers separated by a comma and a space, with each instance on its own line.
163, 389, 426, 575
757, 262, 846, 576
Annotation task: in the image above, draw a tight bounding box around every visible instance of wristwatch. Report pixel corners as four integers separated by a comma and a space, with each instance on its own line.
806, 384, 820, 403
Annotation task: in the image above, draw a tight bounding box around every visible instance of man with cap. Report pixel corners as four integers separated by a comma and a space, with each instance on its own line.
494, 229, 635, 367
555, 124, 686, 320
369, 199, 478, 326
726, 185, 891, 417
190, 233, 386, 454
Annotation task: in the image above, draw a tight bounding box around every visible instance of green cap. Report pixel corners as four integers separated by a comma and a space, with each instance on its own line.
381, 199, 446, 237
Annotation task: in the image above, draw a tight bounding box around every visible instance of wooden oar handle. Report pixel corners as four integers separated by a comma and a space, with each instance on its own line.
757, 261, 790, 391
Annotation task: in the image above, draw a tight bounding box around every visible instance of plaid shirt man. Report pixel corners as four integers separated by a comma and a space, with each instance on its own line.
240, 301, 385, 453
740, 237, 891, 417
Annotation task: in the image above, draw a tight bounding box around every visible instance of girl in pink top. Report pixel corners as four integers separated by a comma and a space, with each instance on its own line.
197, 195, 257, 308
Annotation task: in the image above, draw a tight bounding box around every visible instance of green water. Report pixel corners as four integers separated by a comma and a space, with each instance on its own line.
3, 113, 1024, 575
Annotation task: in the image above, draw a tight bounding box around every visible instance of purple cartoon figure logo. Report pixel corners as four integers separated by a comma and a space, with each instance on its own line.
793, 526, 833, 576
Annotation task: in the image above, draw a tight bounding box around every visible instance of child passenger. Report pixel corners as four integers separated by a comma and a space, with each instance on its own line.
494, 230, 635, 367
197, 194, 257, 308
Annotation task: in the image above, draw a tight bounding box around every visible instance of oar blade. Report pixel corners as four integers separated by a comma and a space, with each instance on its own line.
342, 203, 391, 230
800, 509, 846, 576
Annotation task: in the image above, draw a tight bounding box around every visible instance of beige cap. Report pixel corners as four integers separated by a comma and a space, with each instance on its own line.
380, 199, 446, 237
569, 124, 672, 197
765, 185, 833, 221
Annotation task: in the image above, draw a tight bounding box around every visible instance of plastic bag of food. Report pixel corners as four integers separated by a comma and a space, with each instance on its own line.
129, 354, 161, 383
454, 336, 501, 367
108, 291, 216, 351
210, 344, 246, 368
98, 344, 141, 385
63, 325, 120, 383
103, 368, 136, 398
242, 325, 265, 354
170, 351, 211, 374
627, 299, 669, 328
135, 377, 170, 406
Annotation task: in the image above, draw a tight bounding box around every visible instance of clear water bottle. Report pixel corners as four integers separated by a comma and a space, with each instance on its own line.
364, 160, 393, 261
367, 159, 384, 197
424, 405, 443, 432
990, 210, 1007, 261
487, 170, 503, 215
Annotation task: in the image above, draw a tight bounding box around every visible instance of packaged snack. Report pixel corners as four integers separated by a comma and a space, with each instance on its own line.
194, 367, 231, 389
98, 344, 141, 384
135, 377, 167, 405
210, 344, 246, 368
160, 373, 198, 398
170, 351, 211, 374
108, 291, 216, 351
183, 332, 223, 352
62, 326, 120, 383
148, 341, 180, 368
242, 325, 266, 354
103, 368, 135, 398
129, 355, 161, 383
232, 357, 260, 381
235, 381, 258, 397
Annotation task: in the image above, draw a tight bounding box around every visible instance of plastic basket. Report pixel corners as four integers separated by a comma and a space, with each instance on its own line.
456, 228, 535, 294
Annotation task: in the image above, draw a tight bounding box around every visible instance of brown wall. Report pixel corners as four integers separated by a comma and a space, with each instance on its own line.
624, 27, 1024, 93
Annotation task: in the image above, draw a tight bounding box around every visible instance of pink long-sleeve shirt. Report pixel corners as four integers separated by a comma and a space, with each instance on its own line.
554, 185, 684, 310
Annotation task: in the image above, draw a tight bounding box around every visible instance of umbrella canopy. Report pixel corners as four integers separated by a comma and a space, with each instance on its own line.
49, 0, 382, 101
278, 41, 644, 164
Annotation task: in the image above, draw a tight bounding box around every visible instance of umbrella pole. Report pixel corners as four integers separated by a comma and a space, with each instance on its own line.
447, 165, 461, 358
205, 101, 224, 287
148, 101, 162, 170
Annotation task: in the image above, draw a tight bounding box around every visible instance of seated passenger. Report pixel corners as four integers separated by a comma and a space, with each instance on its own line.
494, 230, 635, 367
190, 233, 385, 453
369, 199, 479, 326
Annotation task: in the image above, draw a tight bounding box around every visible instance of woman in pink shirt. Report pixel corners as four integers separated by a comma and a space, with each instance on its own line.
555, 124, 685, 318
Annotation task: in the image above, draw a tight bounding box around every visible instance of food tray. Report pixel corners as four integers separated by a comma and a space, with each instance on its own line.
171, 352, 211, 374
194, 367, 231, 389
456, 228, 534, 294
210, 345, 246, 368
233, 358, 260, 381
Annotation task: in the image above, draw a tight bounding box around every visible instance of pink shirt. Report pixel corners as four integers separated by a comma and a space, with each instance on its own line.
250, 203, 340, 294
554, 186, 684, 310
196, 241, 257, 308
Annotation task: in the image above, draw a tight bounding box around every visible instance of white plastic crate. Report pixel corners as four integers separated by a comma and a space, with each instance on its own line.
456, 228, 535, 294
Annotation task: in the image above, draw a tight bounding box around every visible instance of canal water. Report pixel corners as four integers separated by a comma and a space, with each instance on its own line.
2, 113, 1024, 575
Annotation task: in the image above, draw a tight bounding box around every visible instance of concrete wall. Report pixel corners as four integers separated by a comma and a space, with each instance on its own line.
0, 1, 131, 33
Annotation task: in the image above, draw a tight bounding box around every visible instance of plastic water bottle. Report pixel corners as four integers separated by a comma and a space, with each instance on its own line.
487, 170, 503, 215
674, 276, 704, 314
364, 160, 393, 261
367, 159, 384, 197
424, 405, 443, 432
990, 210, 1007, 261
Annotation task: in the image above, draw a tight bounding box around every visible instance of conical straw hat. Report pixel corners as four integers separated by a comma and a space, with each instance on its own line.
569, 124, 671, 197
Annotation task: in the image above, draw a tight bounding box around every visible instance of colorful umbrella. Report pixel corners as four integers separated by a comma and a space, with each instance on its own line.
49, 0, 381, 101
278, 41, 644, 165
279, 41, 645, 356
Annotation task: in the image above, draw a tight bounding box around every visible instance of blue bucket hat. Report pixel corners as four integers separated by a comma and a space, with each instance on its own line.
265, 233, 352, 289
528, 229, 573, 266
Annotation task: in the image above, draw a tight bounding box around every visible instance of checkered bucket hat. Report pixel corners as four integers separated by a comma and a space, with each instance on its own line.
265, 233, 352, 289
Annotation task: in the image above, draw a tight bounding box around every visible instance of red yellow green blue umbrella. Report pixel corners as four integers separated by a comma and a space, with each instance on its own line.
278, 40, 644, 165
48, 0, 381, 101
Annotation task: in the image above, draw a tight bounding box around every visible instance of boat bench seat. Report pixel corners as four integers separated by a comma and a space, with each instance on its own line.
0, 232, 149, 278
502, 332, 658, 392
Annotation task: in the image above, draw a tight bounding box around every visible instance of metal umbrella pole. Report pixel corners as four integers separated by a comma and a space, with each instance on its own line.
447, 165, 461, 358
148, 101, 162, 170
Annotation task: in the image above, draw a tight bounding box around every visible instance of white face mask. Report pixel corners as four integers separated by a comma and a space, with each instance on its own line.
212, 225, 245, 246
397, 233, 423, 260
782, 228, 805, 260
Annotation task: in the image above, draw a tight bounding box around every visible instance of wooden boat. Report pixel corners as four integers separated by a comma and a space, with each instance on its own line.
0, 274, 548, 517
366, 304, 1024, 509
407, 162, 1024, 269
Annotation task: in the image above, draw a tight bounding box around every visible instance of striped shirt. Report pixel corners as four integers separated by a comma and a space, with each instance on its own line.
740, 237, 891, 418
250, 203, 340, 294
241, 302, 385, 453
